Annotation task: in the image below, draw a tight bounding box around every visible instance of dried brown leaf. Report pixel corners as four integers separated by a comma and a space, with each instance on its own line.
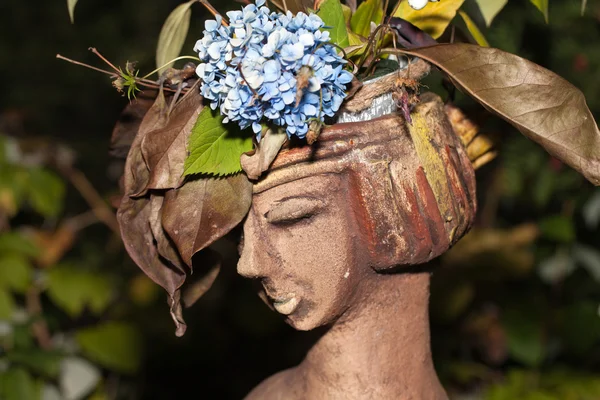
162, 174, 252, 266
121, 90, 168, 197
399, 44, 600, 186
149, 194, 187, 272
117, 89, 187, 335
140, 84, 203, 194
240, 128, 288, 180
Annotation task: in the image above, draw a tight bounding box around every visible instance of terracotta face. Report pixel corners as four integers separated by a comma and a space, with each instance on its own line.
237, 173, 368, 330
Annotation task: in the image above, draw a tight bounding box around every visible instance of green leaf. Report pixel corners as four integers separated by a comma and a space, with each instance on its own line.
559, 302, 600, 355
582, 0, 588, 16
75, 322, 142, 374
29, 168, 65, 217
0, 233, 39, 258
67, 0, 78, 23
1, 368, 39, 400
539, 215, 575, 243
350, 0, 383, 38
317, 0, 350, 48
503, 309, 545, 367
458, 11, 489, 47
46, 264, 113, 317
0, 288, 14, 320
0, 253, 32, 293
7, 350, 63, 378
475, 0, 507, 26
183, 107, 254, 177
156, 0, 194, 74
529, 0, 549, 23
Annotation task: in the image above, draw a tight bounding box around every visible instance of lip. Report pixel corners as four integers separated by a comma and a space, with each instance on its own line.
272, 296, 299, 315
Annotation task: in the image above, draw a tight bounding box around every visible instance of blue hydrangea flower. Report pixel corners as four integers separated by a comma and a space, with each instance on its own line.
193, 0, 354, 139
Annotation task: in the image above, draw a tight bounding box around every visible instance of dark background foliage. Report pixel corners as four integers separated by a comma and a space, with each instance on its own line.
1, 0, 599, 398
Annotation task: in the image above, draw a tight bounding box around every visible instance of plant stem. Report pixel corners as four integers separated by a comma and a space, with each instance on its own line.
89, 47, 121, 74
142, 56, 200, 79
198, 0, 229, 26
56, 54, 116, 77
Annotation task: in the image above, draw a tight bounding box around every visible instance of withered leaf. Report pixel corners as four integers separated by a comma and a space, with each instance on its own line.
240, 128, 288, 180
162, 173, 252, 267
400, 44, 600, 186
140, 83, 203, 194
117, 88, 187, 336
149, 194, 187, 272
118, 195, 185, 297
121, 90, 168, 197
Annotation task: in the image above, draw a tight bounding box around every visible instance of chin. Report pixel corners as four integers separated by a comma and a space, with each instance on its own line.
285, 316, 317, 331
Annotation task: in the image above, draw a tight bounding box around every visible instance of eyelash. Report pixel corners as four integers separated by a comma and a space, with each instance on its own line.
265, 211, 316, 226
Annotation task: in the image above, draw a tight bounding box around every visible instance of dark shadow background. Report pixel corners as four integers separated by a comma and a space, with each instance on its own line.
1, 0, 600, 398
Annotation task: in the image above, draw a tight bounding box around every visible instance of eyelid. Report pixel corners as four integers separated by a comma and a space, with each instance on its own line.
265, 197, 326, 224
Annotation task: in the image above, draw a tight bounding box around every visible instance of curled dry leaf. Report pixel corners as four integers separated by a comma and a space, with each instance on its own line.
240, 128, 288, 180
400, 44, 600, 186
149, 194, 187, 272
122, 90, 167, 197
117, 90, 188, 336
161, 173, 253, 267
140, 83, 203, 194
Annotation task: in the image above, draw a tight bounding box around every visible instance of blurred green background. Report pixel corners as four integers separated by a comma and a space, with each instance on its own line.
1, 0, 600, 398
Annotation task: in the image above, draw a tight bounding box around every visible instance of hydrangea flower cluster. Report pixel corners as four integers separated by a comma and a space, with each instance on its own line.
193, 0, 353, 139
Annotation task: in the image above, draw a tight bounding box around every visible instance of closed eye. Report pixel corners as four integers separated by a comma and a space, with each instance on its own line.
265, 196, 326, 225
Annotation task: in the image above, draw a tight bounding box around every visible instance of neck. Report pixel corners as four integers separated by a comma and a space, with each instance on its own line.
298, 271, 447, 400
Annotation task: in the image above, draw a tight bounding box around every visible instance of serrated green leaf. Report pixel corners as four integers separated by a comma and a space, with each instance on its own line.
156, 0, 194, 74
67, 0, 78, 23
184, 107, 254, 177
317, 0, 350, 48
529, 0, 549, 23
458, 11, 489, 47
350, 0, 383, 37
0, 233, 39, 258
1, 368, 39, 400
0, 254, 32, 293
26, 167, 65, 218
46, 264, 112, 317
0, 288, 14, 320
76, 322, 142, 374
475, 0, 507, 26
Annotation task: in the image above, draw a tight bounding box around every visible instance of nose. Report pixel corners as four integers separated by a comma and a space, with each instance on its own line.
237, 211, 265, 279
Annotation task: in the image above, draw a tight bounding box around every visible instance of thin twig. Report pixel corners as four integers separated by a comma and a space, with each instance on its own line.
89, 47, 121, 74
198, 0, 229, 26
167, 82, 185, 115
389, 0, 404, 21
56, 54, 116, 77
59, 167, 121, 237
26, 286, 52, 350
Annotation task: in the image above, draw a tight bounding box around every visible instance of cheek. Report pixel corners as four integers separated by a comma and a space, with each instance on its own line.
273, 216, 357, 321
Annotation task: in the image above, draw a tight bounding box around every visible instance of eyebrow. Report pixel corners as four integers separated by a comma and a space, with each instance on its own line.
265, 196, 327, 224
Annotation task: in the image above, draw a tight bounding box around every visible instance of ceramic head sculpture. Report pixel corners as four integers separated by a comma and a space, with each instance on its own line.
236, 92, 475, 398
